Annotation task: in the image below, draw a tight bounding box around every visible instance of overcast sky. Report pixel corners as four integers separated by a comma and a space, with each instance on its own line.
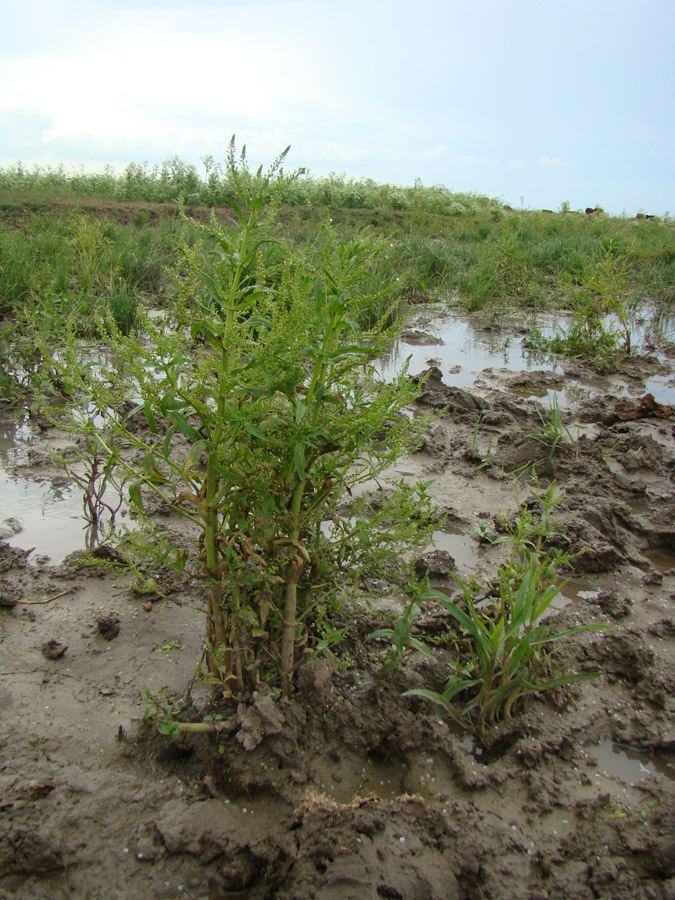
0, 0, 673, 215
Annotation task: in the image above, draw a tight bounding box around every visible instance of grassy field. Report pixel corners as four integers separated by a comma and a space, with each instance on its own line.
1, 157, 674, 400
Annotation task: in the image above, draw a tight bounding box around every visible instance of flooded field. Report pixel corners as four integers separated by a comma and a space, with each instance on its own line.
379, 307, 675, 405
2, 307, 675, 899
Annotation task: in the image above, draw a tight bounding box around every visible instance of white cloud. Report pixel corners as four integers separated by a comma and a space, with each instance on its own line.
538, 155, 570, 169
454, 155, 502, 168
421, 145, 448, 161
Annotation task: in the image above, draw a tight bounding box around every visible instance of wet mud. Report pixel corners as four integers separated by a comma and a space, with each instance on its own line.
1, 312, 675, 899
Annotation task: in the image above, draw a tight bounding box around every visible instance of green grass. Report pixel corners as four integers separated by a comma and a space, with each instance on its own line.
0, 157, 673, 402
405, 484, 607, 736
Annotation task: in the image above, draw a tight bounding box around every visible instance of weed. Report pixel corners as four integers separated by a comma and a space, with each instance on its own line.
153, 640, 186, 654
523, 252, 642, 369
139, 684, 185, 736
470, 413, 495, 471
469, 522, 500, 545
368, 588, 434, 676
43, 143, 439, 698
405, 484, 606, 736
59, 416, 124, 550
353, 758, 374, 798
107, 278, 139, 335
315, 624, 348, 655
523, 394, 579, 464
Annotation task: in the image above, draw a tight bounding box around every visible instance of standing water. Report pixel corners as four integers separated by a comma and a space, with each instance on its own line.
0, 415, 92, 562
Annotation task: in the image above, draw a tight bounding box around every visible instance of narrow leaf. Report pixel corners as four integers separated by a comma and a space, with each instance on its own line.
128, 481, 144, 511
294, 443, 306, 479
244, 422, 267, 440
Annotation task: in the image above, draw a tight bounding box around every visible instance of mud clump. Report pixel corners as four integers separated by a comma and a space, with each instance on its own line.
280, 797, 459, 900
0, 829, 64, 877
583, 629, 655, 683
95, 614, 120, 640
413, 367, 486, 421
613, 392, 673, 423
41, 639, 67, 659
400, 328, 443, 346
414, 548, 455, 578
594, 591, 633, 619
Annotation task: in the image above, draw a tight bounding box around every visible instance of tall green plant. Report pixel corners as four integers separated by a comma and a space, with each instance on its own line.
41, 143, 437, 697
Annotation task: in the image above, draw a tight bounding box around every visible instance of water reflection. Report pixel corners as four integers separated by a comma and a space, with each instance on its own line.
0, 415, 92, 562
588, 740, 675, 784
377, 309, 675, 407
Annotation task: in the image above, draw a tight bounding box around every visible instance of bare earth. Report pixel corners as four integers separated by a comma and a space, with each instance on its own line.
1, 329, 674, 899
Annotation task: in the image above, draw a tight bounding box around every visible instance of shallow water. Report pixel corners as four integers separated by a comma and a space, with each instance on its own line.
587, 740, 675, 784
377, 312, 559, 389
431, 527, 486, 576
0, 416, 124, 563
377, 309, 675, 406
0, 417, 89, 562
0, 471, 85, 563
312, 750, 455, 803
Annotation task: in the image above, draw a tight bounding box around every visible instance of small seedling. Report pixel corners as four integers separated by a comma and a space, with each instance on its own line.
153, 640, 185, 654
519, 394, 579, 466
368, 590, 434, 676
469, 522, 501, 545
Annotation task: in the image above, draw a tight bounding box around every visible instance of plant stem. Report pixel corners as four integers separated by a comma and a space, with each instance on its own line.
280, 475, 307, 692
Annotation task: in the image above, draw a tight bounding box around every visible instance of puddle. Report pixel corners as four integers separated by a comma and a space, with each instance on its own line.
644, 548, 675, 574
431, 528, 488, 577
377, 313, 561, 389
312, 753, 405, 803
0, 419, 86, 562
0, 472, 87, 563
377, 310, 675, 407
0, 417, 34, 467
0, 416, 122, 563
587, 740, 675, 784
462, 733, 487, 762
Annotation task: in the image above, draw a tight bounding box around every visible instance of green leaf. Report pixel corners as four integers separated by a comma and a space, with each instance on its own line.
408, 637, 434, 659
295, 397, 308, 425
143, 402, 158, 432
227, 198, 245, 225
368, 628, 395, 642
157, 721, 182, 738
294, 443, 306, 479
128, 481, 144, 510
182, 440, 207, 481
244, 422, 267, 440
171, 414, 200, 441
403, 688, 466, 729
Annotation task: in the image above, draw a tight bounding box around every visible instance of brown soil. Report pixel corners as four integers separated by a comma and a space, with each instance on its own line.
0, 196, 238, 228
1, 344, 675, 899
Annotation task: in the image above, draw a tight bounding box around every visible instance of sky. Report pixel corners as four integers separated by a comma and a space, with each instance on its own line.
0, 0, 673, 216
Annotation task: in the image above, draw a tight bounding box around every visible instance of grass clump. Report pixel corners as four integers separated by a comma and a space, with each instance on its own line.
520, 395, 579, 465
106, 278, 138, 335
523, 252, 644, 371
403, 484, 606, 737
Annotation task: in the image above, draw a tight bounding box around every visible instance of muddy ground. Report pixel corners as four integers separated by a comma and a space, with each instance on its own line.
1, 316, 675, 899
